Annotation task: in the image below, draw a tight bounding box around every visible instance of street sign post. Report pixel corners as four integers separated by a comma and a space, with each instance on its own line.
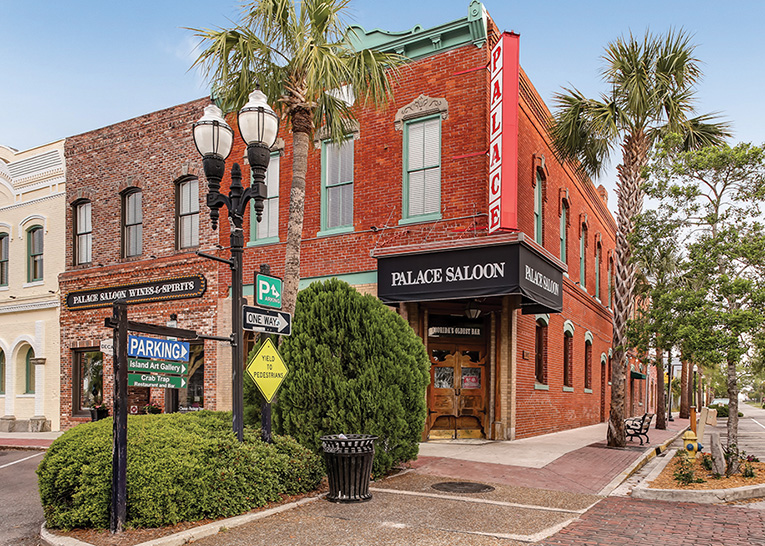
242, 306, 291, 336
245, 338, 288, 403
256, 273, 282, 309
127, 335, 190, 362
127, 358, 187, 375
128, 373, 187, 389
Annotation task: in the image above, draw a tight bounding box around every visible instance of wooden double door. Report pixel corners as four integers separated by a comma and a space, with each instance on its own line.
427, 341, 489, 439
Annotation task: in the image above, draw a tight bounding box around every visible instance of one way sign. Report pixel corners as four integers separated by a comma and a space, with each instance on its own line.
242, 305, 292, 336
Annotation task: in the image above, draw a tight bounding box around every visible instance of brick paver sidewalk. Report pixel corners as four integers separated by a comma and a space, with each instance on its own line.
540, 496, 765, 546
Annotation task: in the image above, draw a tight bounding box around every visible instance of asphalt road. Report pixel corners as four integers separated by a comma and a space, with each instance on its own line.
0, 450, 45, 546
738, 403, 765, 458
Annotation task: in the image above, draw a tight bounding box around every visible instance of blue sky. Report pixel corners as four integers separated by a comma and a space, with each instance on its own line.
2, 0, 762, 207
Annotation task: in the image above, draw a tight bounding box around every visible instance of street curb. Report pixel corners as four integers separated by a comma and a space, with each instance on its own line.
631, 448, 765, 504
40, 495, 321, 546
598, 426, 689, 497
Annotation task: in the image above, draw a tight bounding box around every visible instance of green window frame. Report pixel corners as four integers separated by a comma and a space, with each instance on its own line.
560, 202, 567, 264
250, 153, 280, 244
584, 339, 593, 389
122, 189, 142, 257
27, 225, 43, 282
25, 347, 35, 394
0, 350, 5, 394
579, 225, 587, 291
0, 232, 8, 286
595, 243, 601, 300
74, 201, 92, 265
608, 258, 613, 308
534, 172, 543, 244
402, 116, 441, 223
563, 332, 573, 388
177, 178, 199, 249
320, 138, 354, 235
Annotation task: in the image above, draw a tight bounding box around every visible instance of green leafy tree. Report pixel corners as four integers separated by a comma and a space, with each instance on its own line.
191, 0, 404, 314
646, 142, 765, 446
273, 279, 430, 477
550, 30, 730, 446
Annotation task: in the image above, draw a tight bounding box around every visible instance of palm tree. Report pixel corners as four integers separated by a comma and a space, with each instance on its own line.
549, 30, 729, 446
190, 0, 404, 314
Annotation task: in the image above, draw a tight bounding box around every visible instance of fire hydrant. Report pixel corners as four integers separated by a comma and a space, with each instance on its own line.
682, 430, 703, 458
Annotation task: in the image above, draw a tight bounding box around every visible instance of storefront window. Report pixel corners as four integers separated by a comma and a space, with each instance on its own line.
76, 350, 103, 412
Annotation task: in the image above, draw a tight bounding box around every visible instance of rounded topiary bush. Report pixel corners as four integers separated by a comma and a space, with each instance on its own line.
273, 279, 430, 477
37, 411, 323, 530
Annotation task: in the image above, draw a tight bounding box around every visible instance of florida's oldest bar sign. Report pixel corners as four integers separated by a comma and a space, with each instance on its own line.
488, 32, 520, 234
65, 274, 206, 310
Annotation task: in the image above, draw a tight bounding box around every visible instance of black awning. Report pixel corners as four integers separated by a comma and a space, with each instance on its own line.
376, 240, 563, 314
631, 371, 647, 380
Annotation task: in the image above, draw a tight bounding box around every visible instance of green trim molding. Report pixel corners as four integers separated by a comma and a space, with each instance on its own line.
241, 271, 378, 297
346, 0, 487, 60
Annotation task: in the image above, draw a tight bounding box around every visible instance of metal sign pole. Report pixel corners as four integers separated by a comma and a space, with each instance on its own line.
110, 299, 128, 533
260, 264, 272, 443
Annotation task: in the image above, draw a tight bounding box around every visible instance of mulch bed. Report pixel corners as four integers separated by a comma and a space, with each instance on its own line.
648, 455, 765, 490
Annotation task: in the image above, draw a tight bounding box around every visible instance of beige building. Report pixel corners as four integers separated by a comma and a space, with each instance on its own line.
0, 142, 66, 431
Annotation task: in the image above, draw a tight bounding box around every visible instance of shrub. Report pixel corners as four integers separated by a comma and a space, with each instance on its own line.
708, 404, 743, 418
37, 412, 322, 530
273, 279, 430, 477
673, 456, 704, 485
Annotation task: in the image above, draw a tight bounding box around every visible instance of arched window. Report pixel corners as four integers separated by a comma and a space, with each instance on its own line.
579, 223, 587, 291
25, 346, 35, 394
176, 178, 199, 249
122, 189, 142, 257
584, 338, 593, 390
534, 171, 543, 244
0, 232, 8, 286
560, 201, 568, 264
595, 243, 602, 300
73, 200, 92, 265
27, 226, 44, 282
535, 315, 548, 384
0, 350, 5, 394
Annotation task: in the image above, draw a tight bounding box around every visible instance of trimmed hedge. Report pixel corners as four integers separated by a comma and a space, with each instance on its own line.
273, 279, 430, 477
37, 411, 323, 530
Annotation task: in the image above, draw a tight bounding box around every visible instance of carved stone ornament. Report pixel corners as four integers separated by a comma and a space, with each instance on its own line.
394, 95, 449, 131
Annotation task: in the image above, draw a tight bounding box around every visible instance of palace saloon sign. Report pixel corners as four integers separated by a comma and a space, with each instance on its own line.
65, 275, 206, 310
377, 242, 563, 314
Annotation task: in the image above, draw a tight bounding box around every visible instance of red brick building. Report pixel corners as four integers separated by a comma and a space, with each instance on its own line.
210, 1, 621, 440
58, 98, 225, 429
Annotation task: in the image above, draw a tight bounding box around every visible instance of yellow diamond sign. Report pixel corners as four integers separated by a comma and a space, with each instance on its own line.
246, 338, 288, 403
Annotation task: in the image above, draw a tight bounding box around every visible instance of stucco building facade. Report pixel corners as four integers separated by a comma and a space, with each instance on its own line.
0, 142, 66, 431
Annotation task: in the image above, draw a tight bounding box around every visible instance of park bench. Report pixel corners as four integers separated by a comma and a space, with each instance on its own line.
625, 412, 654, 445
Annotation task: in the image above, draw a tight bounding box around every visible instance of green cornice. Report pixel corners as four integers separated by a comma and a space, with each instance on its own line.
346, 0, 487, 60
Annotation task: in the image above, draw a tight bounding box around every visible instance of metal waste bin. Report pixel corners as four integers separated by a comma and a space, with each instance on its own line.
320, 434, 377, 503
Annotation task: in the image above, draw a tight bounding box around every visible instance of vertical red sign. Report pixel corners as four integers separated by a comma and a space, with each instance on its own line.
488, 33, 519, 233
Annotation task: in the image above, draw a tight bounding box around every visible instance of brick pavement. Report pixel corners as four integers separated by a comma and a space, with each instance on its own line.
539, 497, 765, 546
411, 420, 686, 495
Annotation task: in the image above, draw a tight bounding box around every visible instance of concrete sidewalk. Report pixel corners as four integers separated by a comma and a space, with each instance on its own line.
34, 416, 689, 546
0, 430, 61, 450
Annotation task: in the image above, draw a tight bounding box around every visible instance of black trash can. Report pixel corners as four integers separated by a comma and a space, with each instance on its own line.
320, 434, 377, 503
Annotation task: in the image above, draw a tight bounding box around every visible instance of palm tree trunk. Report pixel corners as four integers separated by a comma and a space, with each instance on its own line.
282, 108, 312, 316
607, 131, 647, 447
727, 356, 739, 447
656, 348, 666, 429
679, 358, 690, 419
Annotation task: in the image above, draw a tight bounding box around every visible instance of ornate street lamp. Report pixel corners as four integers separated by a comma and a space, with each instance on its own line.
193, 89, 278, 442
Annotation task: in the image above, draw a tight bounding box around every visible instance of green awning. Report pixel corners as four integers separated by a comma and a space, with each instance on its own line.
631, 371, 647, 380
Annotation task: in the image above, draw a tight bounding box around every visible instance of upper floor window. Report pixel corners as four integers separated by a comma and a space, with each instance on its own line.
534, 171, 543, 244
177, 178, 199, 249
608, 257, 614, 308
122, 189, 142, 257
579, 224, 587, 291
595, 242, 602, 300
27, 226, 44, 282
403, 116, 441, 221
560, 202, 568, 265
0, 233, 8, 286
322, 138, 354, 232
74, 201, 92, 265
251, 154, 280, 242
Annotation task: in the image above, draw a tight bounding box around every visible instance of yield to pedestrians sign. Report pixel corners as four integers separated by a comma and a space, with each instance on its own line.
256, 273, 282, 309
128, 335, 189, 362
245, 338, 288, 403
